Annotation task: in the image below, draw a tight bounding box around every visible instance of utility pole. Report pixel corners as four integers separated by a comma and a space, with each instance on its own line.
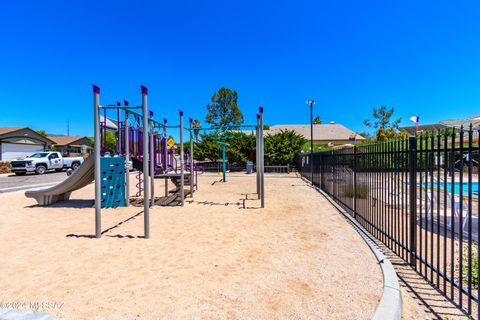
67, 119, 70, 136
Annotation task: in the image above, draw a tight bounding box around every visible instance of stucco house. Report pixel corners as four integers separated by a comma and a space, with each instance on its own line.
47, 136, 93, 157
0, 127, 54, 161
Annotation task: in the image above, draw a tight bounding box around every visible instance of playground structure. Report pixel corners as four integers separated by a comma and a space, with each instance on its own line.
26, 84, 265, 239
95, 85, 265, 238
93, 85, 196, 239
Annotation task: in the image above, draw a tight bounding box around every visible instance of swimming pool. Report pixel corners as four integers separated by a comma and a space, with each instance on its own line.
423, 181, 478, 197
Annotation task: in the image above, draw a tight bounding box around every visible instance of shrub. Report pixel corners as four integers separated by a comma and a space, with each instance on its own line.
0, 161, 11, 174
463, 244, 478, 289
264, 129, 307, 165
343, 184, 368, 199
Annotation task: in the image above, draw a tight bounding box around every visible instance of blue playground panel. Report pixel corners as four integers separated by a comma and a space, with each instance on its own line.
101, 156, 126, 208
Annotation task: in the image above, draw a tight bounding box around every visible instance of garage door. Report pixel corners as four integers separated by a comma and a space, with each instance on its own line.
1, 143, 44, 161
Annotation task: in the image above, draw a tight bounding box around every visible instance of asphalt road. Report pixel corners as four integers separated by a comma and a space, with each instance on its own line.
0, 171, 68, 192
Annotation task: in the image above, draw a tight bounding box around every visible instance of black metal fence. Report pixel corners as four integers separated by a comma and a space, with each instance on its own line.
264, 165, 290, 173
195, 161, 246, 172
297, 126, 480, 319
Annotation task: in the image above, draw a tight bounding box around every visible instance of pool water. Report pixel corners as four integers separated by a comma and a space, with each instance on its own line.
424, 181, 479, 197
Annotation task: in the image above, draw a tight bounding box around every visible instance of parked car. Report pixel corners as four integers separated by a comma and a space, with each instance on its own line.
10, 152, 85, 175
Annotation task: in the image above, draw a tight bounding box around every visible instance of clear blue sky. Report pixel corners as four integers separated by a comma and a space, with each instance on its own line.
1, 0, 479, 137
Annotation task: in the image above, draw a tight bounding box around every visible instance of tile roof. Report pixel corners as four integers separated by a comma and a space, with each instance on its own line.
266, 123, 365, 141
440, 119, 480, 129
0, 127, 26, 135
48, 136, 89, 146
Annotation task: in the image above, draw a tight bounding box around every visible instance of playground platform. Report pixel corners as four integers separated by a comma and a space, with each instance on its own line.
0, 173, 382, 319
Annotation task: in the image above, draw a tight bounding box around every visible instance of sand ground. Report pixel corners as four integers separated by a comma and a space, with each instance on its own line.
0, 173, 382, 320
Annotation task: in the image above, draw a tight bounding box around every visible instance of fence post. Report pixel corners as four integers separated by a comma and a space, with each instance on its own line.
408, 136, 417, 268
353, 146, 357, 219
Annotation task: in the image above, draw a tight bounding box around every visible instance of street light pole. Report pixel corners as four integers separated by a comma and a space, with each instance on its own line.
306, 99, 315, 184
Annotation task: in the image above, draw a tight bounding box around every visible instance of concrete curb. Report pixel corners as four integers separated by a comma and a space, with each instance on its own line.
302, 178, 402, 320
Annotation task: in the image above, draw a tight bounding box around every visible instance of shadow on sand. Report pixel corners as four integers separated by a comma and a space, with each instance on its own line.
25, 199, 94, 209
66, 211, 144, 239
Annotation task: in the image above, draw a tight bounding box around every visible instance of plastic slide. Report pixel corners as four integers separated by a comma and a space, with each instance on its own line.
25, 155, 94, 205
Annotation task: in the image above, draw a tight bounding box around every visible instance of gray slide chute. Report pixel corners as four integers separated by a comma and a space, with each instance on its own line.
25, 155, 94, 205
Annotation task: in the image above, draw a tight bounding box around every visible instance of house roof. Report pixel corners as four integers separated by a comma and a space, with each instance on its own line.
0, 127, 55, 144
0, 127, 26, 136
440, 119, 480, 129
436, 114, 480, 129
48, 136, 91, 146
266, 123, 365, 141
400, 124, 447, 135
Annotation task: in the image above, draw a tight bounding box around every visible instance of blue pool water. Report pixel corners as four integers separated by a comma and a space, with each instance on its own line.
424, 181, 478, 197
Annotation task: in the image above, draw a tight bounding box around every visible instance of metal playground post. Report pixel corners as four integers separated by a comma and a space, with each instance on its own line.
93, 85, 102, 238
256, 114, 260, 198
189, 118, 194, 197
164, 118, 168, 197
149, 111, 155, 207
179, 110, 184, 206
259, 106, 265, 208
141, 85, 150, 238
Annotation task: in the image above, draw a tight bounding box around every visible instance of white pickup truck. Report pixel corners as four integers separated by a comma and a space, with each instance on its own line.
10, 152, 84, 175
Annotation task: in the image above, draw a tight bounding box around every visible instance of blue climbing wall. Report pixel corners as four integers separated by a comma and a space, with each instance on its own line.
101, 156, 126, 208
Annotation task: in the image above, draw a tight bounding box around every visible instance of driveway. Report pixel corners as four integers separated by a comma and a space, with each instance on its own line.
0, 171, 68, 193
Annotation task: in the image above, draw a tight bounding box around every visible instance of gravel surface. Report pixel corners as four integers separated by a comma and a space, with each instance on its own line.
0, 173, 382, 319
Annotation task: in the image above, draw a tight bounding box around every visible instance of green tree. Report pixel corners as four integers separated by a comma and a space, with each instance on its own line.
190, 129, 305, 166
191, 133, 220, 162
190, 131, 255, 164
192, 119, 201, 140
375, 128, 409, 142
105, 131, 117, 154
36, 130, 48, 137
363, 106, 402, 142
355, 131, 374, 145
264, 130, 307, 165
226, 132, 255, 164
313, 116, 322, 124
205, 87, 244, 127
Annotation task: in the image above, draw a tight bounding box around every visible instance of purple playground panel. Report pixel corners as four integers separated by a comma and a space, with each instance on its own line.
97, 99, 172, 199
161, 137, 166, 169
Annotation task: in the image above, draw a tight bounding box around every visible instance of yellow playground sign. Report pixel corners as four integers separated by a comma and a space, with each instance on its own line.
167, 137, 176, 148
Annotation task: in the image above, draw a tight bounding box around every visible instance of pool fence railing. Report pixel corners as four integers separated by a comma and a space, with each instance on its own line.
297, 125, 480, 319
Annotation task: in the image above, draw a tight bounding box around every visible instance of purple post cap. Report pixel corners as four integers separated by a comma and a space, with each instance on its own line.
189, 118, 193, 123
259, 106, 264, 113
149, 111, 154, 117
92, 84, 100, 94
140, 85, 148, 95
116, 101, 121, 106
179, 110, 183, 116
163, 118, 167, 124
124, 100, 129, 106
